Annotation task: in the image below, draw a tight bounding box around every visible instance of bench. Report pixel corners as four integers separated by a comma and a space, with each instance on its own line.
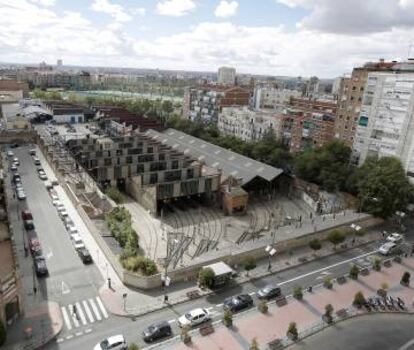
199, 323, 214, 336
186, 290, 200, 299
336, 308, 348, 318
336, 276, 347, 285
276, 296, 288, 307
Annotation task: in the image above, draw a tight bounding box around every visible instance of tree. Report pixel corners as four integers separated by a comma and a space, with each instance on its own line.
352, 157, 414, 218
349, 264, 360, 280
287, 322, 298, 340
324, 304, 334, 323
373, 257, 382, 271
353, 291, 366, 308
128, 343, 140, 350
105, 186, 123, 203
0, 320, 6, 346
223, 309, 233, 327
328, 230, 345, 248
198, 267, 215, 289
243, 256, 257, 275
258, 299, 268, 313
250, 337, 260, 350
293, 286, 303, 300
309, 239, 322, 251
401, 271, 411, 286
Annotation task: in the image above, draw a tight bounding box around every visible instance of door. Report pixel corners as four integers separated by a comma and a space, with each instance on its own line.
70, 116, 76, 124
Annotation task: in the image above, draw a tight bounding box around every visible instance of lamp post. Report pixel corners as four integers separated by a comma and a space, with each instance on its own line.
350, 223, 362, 245
265, 245, 277, 271
395, 211, 406, 231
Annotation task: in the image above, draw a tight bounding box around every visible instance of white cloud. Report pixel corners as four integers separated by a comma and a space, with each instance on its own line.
132, 7, 146, 16
29, 0, 56, 6
156, 0, 196, 17
91, 0, 132, 22
277, 0, 414, 34
215, 1, 238, 18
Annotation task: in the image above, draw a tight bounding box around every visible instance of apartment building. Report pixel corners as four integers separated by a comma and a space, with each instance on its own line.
253, 86, 301, 110
218, 67, 236, 86
335, 59, 398, 147
352, 66, 414, 176
218, 107, 279, 142
67, 133, 221, 213
289, 97, 338, 115
182, 85, 250, 123
0, 79, 29, 104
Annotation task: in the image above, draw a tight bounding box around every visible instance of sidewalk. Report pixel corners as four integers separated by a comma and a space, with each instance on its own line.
1, 154, 63, 350
99, 229, 383, 317
157, 256, 414, 350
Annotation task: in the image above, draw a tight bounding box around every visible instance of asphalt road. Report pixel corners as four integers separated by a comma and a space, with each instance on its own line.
289, 313, 414, 350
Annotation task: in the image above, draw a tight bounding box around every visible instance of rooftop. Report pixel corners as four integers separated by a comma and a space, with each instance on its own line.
146, 128, 284, 186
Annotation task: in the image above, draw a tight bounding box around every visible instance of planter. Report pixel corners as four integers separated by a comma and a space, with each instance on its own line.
223, 319, 233, 328
324, 282, 333, 289
322, 315, 333, 324
181, 335, 191, 344
377, 289, 387, 297
287, 332, 298, 341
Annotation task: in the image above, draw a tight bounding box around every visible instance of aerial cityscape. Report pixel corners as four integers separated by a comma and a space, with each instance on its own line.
1, 1, 414, 350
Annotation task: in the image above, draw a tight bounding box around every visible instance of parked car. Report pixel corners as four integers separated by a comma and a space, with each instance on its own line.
63, 217, 75, 230
70, 233, 85, 250
223, 294, 253, 312
178, 308, 210, 328
12, 173, 21, 184
21, 210, 33, 221
142, 321, 172, 343
78, 248, 93, 264
49, 191, 59, 201
34, 256, 48, 277
33, 157, 41, 166
68, 226, 79, 235
24, 220, 35, 231
94, 335, 127, 350
29, 238, 42, 256
36, 168, 44, 174
257, 284, 282, 300
51, 179, 59, 186
17, 190, 26, 200
59, 208, 68, 218
10, 164, 18, 172
7, 150, 14, 157
29, 149, 36, 156
379, 242, 397, 255
45, 181, 53, 191
52, 199, 62, 207
13, 157, 19, 165
386, 233, 404, 244
39, 172, 48, 181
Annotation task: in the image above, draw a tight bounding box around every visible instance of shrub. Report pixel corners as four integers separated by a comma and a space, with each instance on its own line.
120, 255, 158, 275
243, 256, 257, 274
401, 271, 411, 286
0, 320, 6, 346
250, 337, 260, 350
323, 276, 333, 289
128, 343, 140, 350
309, 239, 322, 251
287, 322, 298, 340
355, 229, 367, 237
353, 291, 365, 308
381, 282, 389, 291
324, 304, 334, 323
105, 186, 123, 203
293, 286, 303, 300
258, 299, 268, 313
198, 268, 215, 289
328, 230, 346, 248
349, 264, 360, 280
372, 257, 382, 271
223, 309, 233, 327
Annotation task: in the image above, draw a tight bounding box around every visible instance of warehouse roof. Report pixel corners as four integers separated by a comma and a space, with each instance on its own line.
146, 128, 284, 185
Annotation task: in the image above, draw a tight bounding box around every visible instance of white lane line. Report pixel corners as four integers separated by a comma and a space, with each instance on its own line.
61, 306, 72, 331
96, 296, 109, 319
76, 302, 87, 326
249, 292, 256, 296
56, 338, 64, 343
85, 328, 92, 334
75, 331, 83, 337
89, 298, 102, 321
205, 307, 214, 311
83, 300, 95, 323
168, 319, 176, 324
216, 303, 223, 307
69, 304, 80, 328
278, 251, 377, 286
66, 335, 74, 340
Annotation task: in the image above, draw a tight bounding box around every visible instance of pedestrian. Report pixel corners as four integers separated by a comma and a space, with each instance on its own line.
33, 286, 37, 294
24, 245, 28, 257
107, 277, 112, 289
13, 193, 15, 200
352, 238, 355, 246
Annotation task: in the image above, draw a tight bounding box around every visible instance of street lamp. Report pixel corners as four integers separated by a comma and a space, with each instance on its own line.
161, 273, 171, 303
395, 211, 406, 231
265, 245, 277, 271
350, 223, 362, 245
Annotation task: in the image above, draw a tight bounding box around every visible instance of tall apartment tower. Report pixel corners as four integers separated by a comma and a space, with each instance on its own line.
352, 62, 414, 176
218, 67, 236, 86
335, 59, 397, 147
57, 59, 63, 67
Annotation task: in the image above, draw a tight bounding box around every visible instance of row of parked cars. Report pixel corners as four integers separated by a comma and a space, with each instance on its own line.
47, 188, 93, 264
378, 232, 405, 255
7, 151, 27, 200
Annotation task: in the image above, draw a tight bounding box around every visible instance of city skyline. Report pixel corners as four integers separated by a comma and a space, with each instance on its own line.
2, 0, 414, 77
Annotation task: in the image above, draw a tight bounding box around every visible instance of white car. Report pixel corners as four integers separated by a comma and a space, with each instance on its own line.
63, 217, 75, 230
50, 193, 59, 201
7, 150, 14, 157
178, 308, 210, 328
386, 233, 404, 244
39, 172, 48, 181
52, 199, 62, 207
379, 242, 397, 255
68, 226, 79, 235
13, 157, 20, 165
94, 335, 127, 350
59, 209, 69, 218
71, 233, 85, 250
16, 190, 26, 200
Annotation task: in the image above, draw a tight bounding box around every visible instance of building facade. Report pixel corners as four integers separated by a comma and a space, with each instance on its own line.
67, 133, 221, 213
218, 107, 279, 142
352, 69, 414, 176
289, 97, 337, 115
253, 86, 301, 110
217, 67, 236, 85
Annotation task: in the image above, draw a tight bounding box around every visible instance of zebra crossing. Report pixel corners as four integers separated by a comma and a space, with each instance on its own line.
60, 296, 109, 331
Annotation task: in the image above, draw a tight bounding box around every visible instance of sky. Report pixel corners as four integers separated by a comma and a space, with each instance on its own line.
1, 0, 414, 77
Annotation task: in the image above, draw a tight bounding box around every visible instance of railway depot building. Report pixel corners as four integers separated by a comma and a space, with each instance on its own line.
67, 133, 221, 214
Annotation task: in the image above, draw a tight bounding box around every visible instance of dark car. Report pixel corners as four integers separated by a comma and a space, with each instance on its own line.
34, 256, 48, 277
12, 173, 21, 184
223, 294, 253, 312
21, 210, 33, 221
24, 220, 35, 231
142, 321, 172, 343
257, 284, 282, 300
78, 248, 93, 264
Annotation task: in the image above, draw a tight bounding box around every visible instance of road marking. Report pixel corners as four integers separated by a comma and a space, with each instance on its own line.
249, 292, 256, 296
66, 335, 74, 340
76, 302, 87, 325
61, 281, 71, 295
69, 304, 80, 328
56, 338, 64, 343
216, 303, 223, 307
278, 251, 377, 286
168, 319, 176, 324
75, 331, 83, 337
88, 298, 102, 321
83, 300, 95, 323
96, 296, 109, 319
61, 306, 72, 331
85, 328, 92, 334
205, 307, 214, 311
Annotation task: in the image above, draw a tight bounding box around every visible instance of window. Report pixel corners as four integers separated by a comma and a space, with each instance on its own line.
147, 147, 153, 153
126, 156, 132, 164
149, 173, 158, 184
359, 116, 369, 126
171, 160, 179, 169
136, 164, 144, 173
104, 158, 112, 166
187, 168, 194, 179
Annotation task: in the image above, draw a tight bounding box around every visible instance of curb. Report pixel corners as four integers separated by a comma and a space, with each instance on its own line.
105, 236, 380, 318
